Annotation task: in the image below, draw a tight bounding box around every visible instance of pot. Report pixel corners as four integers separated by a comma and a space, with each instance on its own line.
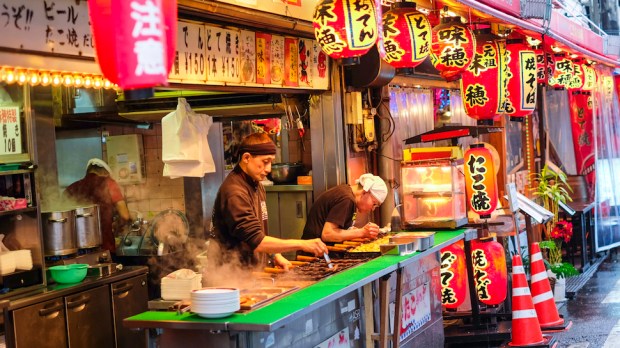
74, 205, 102, 248
269, 163, 304, 184
42, 209, 77, 256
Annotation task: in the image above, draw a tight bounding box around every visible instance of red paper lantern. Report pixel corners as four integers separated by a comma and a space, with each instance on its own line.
460, 30, 505, 125
471, 239, 508, 306
464, 144, 498, 218
532, 46, 554, 86
430, 17, 476, 81
548, 53, 573, 89
382, 2, 431, 69
440, 243, 468, 308
313, 0, 378, 65
88, 0, 177, 96
569, 58, 586, 92
503, 40, 537, 121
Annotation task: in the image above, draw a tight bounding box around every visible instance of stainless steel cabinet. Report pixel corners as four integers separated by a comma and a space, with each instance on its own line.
265, 185, 313, 258
12, 298, 67, 348
66, 286, 114, 348
112, 274, 148, 348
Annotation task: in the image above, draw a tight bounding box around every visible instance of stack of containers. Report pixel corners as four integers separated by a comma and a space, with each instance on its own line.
160, 269, 203, 300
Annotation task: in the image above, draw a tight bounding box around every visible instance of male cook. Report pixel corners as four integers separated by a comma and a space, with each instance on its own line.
209, 132, 327, 269
302, 173, 388, 243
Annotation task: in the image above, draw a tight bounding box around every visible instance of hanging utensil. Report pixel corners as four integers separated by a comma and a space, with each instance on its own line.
294, 105, 306, 151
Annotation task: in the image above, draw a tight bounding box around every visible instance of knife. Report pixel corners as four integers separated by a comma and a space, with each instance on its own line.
323, 252, 334, 269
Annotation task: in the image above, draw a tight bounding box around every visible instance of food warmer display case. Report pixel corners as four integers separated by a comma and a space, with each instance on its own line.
401, 147, 468, 229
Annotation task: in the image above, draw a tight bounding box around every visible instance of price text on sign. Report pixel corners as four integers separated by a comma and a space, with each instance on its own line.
0, 107, 21, 155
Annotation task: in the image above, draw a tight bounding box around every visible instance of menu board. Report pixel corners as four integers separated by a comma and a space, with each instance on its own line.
170, 21, 207, 83
0, 107, 21, 156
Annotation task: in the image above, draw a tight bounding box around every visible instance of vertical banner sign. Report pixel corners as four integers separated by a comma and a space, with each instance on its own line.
464, 144, 499, 218
240, 30, 256, 83
312, 41, 330, 89
255, 33, 272, 84
440, 243, 468, 309
284, 37, 299, 87
582, 64, 597, 91
470, 239, 508, 305
205, 25, 241, 83
169, 21, 206, 83
298, 38, 314, 87
569, 92, 595, 198
271, 35, 285, 85
0, 107, 21, 156
399, 283, 431, 342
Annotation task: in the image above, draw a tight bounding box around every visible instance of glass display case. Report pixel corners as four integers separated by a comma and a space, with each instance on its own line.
401, 158, 467, 229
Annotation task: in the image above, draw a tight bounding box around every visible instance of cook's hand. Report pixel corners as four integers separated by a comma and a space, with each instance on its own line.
300, 238, 328, 257
360, 223, 380, 240
273, 253, 291, 271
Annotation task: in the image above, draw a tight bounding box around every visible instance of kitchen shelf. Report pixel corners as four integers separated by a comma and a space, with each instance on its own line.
405, 191, 464, 198
0, 207, 36, 217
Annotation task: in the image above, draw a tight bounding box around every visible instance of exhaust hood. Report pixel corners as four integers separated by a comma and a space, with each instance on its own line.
56, 88, 291, 127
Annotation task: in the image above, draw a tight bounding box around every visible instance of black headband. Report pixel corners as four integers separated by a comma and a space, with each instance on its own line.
238, 142, 277, 156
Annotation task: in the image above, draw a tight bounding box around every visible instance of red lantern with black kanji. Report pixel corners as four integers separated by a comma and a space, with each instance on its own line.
569, 58, 586, 92
440, 242, 468, 308
88, 0, 177, 97
313, 0, 378, 65
471, 239, 508, 306
548, 53, 573, 89
430, 17, 476, 81
382, 2, 431, 69
464, 144, 498, 219
460, 30, 505, 126
532, 46, 555, 86
503, 40, 537, 121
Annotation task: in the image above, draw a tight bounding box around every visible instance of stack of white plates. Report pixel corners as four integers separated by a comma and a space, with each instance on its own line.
161, 269, 202, 301
191, 287, 240, 318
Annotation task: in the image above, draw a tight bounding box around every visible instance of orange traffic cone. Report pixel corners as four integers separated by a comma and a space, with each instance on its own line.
509, 255, 545, 347
530, 243, 565, 329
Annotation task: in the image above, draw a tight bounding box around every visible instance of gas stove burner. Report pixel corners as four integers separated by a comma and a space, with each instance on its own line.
78, 246, 101, 255
45, 253, 77, 262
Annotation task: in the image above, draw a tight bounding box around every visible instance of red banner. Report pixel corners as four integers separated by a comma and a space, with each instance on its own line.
569, 91, 595, 199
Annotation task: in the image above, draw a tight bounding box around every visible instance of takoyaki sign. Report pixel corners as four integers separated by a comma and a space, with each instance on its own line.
169, 20, 330, 90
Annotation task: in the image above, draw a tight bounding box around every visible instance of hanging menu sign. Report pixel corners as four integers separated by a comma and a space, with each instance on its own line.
168, 20, 330, 90
0, 107, 21, 156
0, 0, 94, 58
170, 21, 207, 83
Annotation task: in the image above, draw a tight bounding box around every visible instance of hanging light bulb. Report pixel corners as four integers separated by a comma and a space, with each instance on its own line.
83, 75, 93, 88
5, 69, 16, 84
73, 75, 84, 88
40, 72, 51, 86
93, 77, 103, 88
28, 71, 40, 86
103, 79, 112, 89
15, 70, 27, 85
51, 74, 62, 86
63, 75, 74, 87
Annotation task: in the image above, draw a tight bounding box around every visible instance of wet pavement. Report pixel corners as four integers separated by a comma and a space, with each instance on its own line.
555, 250, 620, 347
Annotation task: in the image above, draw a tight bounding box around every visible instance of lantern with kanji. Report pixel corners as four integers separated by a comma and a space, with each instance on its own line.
430, 17, 476, 81
548, 53, 573, 89
568, 58, 586, 92
381, 2, 432, 69
313, 0, 378, 65
440, 243, 468, 308
503, 40, 537, 121
532, 46, 555, 86
470, 239, 507, 306
460, 30, 505, 125
582, 63, 597, 92
88, 0, 177, 99
464, 144, 498, 219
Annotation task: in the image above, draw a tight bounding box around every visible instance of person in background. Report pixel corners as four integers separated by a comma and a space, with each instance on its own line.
64, 158, 130, 256
301, 173, 388, 243
209, 132, 327, 270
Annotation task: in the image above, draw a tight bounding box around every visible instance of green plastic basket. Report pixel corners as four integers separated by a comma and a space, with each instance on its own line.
49, 264, 88, 284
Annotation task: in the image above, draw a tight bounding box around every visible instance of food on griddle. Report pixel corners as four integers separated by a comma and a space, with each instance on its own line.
297, 255, 319, 262
348, 236, 391, 252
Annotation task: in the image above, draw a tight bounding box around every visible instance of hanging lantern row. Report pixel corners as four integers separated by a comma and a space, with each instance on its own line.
429, 16, 476, 81
381, 2, 431, 69
503, 40, 537, 121
0, 67, 116, 89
